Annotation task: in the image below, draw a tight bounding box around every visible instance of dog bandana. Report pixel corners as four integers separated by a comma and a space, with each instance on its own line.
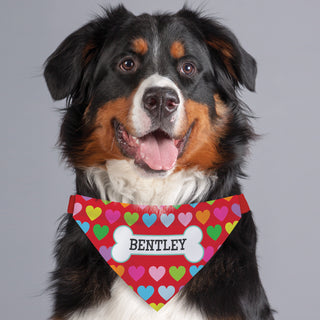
67, 194, 250, 311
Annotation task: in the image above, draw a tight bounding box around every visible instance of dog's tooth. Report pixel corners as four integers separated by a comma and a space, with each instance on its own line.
132, 137, 140, 145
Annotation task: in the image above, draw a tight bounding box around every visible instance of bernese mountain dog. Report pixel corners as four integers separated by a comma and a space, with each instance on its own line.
44, 5, 274, 320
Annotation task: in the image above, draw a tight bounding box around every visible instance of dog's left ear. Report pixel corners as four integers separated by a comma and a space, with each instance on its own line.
178, 9, 257, 91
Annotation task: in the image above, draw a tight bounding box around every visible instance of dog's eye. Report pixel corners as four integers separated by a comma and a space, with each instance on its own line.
119, 58, 136, 72
180, 62, 197, 77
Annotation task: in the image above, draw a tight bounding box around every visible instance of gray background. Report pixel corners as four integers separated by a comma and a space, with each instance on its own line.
1, 0, 319, 319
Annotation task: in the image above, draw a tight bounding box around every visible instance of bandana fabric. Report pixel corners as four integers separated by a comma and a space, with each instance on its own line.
67, 194, 250, 311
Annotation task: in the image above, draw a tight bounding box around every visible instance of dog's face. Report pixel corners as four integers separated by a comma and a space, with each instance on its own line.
45, 6, 256, 177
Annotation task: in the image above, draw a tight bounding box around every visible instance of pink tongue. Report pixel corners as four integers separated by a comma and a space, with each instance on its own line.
138, 134, 178, 171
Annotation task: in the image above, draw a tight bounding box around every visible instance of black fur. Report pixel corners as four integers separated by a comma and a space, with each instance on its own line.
45, 5, 274, 319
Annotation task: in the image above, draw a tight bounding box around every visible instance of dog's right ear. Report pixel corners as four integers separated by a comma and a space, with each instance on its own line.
44, 5, 133, 100
44, 22, 98, 100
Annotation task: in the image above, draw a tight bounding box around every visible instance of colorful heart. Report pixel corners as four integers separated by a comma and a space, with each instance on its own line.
150, 303, 165, 311
93, 224, 109, 240
160, 213, 175, 228
86, 205, 102, 221
142, 213, 157, 227
73, 202, 82, 215
99, 246, 111, 261
128, 266, 145, 281
105, 209, 121, 224
137, 285, 154, 301
203, 246, 214, 262
169, 266, 186, 281
158, 285, 175, 301
76, 220, 89, 233
149, 266, 166, 282
213, 206, 228, 221
124, 212, 139, 226
207, 225, 222, 240
110, 265, 125, 277
178, 212, 192, 226
225, 221, 238, 234
196, 210, 210, 224
231, 203, 241, 217
189, 265, 204, 277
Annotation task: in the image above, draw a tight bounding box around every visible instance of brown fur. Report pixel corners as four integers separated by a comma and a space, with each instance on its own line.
73, 94, 136, 168
175, 95, 231, 172
82, 42, 97, 66
75, 93, 230, 172
170, 41, 185, 59
207, 39, 238, 80
132, 38, 148, 55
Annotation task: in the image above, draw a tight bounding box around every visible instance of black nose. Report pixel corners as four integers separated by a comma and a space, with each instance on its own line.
143, 87, 180, 117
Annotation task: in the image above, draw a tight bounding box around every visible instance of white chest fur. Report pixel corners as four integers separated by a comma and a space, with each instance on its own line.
68, 278, 207, 320
86, 159, 216, 206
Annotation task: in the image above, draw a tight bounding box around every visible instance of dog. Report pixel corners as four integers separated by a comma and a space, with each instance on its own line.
44, 5, 274, 320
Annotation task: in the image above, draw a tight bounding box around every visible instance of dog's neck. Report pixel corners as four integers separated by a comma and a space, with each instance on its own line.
81, 160, 217, 206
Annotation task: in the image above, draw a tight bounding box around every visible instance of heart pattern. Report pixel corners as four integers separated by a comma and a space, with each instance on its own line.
149, 266, 166, 281
86, 206, 102, 221
169, 266, 186, 281
189, 265, 203, 276
158, 285, 175, 300
231, 203, 241, 217
142, 213, 157, 227
105, 209, 121, 224
160, 213, 175, 228
207, 225, 222, 240
129, 266, 145, 281
76, 220, 89, 233
68, 193, 249, 311
225, 221, 238, 234
213, 206, 228, 221
137, 285, 154, 301
196, 209, 210, 224
111, 265, 125, 277
178, 212, 193, 226
203, 246, 214, 262
99, 246, 112, 261
73, 202, 82, 215
93, 224, 109, 240
124, 212, 139, 226
150, 303, 164, 311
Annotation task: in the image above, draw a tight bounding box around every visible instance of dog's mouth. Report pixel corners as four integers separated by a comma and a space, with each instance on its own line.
114, 120, 192, 172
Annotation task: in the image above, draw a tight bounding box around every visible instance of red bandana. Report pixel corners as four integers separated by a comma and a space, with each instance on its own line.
67, 194, 250, 311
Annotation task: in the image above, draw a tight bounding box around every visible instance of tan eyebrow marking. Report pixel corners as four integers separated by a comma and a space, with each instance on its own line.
170, 41, 185, 59
132, 38, 148, 55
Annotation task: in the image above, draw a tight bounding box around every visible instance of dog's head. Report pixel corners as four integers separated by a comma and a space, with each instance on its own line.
44, 5, 256, 178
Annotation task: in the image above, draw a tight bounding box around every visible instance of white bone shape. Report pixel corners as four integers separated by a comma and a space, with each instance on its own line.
111, 225, 204, 263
